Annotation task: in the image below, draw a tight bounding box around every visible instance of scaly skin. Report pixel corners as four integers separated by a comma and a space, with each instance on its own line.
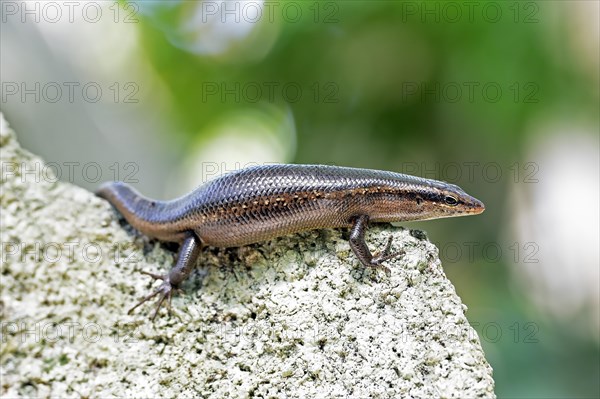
97, 164, 485, 320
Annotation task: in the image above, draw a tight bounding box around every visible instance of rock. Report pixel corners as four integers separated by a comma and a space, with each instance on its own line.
0, 113, 495, 398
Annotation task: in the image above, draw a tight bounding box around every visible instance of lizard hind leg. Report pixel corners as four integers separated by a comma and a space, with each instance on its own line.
128, 232, 202, 320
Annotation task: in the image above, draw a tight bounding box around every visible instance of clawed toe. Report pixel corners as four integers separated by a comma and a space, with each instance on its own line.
372, 250, 404, 265
372, 235, 403, 263
139, 270, 165, 281
371, 235, 404, 274
128, 270, 174, 321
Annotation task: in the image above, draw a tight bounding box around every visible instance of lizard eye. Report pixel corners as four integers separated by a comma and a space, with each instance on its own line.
444, 195, 458, 206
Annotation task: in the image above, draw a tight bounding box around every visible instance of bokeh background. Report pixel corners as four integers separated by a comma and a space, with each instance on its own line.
1, 1, 598, 397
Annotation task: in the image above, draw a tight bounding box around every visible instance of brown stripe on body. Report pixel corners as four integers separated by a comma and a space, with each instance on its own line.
193, 185, 411, 247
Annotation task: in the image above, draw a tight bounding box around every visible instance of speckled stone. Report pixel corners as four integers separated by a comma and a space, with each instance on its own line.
0, 113, 495, 398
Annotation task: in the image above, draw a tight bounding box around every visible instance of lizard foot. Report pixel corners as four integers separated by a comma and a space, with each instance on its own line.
128, 271, 180, 321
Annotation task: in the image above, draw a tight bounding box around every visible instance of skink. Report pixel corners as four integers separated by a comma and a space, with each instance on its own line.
96, 164, 485, 319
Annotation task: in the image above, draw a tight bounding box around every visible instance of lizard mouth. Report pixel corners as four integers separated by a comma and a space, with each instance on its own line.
468, 198, 485, 214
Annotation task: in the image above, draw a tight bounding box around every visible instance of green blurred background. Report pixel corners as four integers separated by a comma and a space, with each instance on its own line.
1, 1, 598, 397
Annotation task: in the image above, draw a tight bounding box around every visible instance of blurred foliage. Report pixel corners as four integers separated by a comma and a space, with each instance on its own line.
126, 1, 598, 397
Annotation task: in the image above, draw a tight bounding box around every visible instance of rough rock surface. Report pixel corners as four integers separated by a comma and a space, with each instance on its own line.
0, 113, 495, 398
